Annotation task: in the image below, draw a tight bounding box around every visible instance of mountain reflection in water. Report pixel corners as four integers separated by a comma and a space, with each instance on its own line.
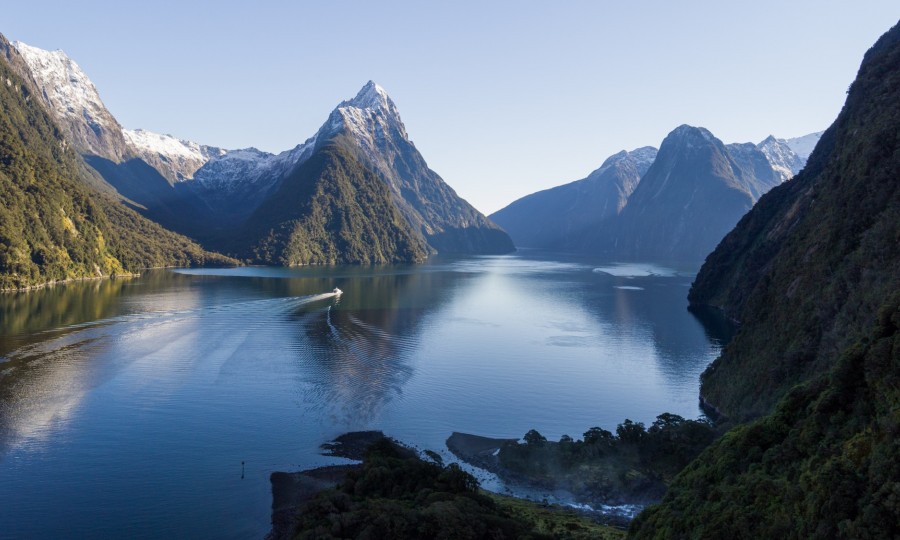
0, 255, 730, 540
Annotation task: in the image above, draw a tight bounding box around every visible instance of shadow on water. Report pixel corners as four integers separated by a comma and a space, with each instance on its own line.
687, 304, 738, 347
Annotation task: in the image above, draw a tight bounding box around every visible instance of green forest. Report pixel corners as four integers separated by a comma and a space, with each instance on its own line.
290, 437, 623, 540
628, 22, 900, 539
496, 415, 716, 506
0, 52, 233, 290
241, 140, 429, 266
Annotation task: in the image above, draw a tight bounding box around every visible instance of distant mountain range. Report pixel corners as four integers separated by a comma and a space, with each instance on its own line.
491, 125, 823, 262
10, 41, 513, 266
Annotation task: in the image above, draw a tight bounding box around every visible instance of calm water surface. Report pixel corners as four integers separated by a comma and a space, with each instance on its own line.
0, 253, 728, 539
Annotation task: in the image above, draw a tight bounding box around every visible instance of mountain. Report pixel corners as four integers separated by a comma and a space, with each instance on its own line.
630, 21, 900, 538
756, 135, 804, 182
13, 42, 512, 263
490, 147, 657, 249
607, 126, 775, 262
123, 128, 226, 184
491, 127, 806, 262
11, 40, 131, 162
238, 141, 429, 265
0, 35, 234, 290
311, 81, 513, 255
780, 130, 824, 160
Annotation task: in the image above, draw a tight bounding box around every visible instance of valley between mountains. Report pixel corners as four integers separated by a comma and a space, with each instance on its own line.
2, 17, 898, 540
2, 33, 823, 290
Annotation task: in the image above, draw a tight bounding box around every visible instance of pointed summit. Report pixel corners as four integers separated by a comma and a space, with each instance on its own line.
755, 135, 804, 182
313, 81, 513, 255
344, 80, 393, 111
319, 81, 407, 143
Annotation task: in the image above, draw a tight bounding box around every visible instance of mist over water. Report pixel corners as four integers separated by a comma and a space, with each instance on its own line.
0, 253, 728, 539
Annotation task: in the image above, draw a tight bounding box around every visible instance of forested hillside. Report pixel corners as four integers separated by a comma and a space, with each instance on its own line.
240, 140, 429, 265
0, 52, 232, 290
629, 21, 900, 539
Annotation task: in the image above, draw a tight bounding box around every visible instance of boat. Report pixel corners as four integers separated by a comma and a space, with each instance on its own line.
332, 288, 343, 295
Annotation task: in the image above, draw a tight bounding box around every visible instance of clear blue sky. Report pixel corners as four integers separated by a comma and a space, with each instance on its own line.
5, 1, 899, 214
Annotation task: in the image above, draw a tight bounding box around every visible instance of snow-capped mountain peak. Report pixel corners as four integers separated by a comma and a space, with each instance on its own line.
12, 40, 128, 160
327, 81, 408, 142
123, 128, 226, 183
779, 131, 824, 161
12, 41, 106, 124
124, 129, 225, 162
757, 135, 803, 183
592, 146, 658, 179
344, 80, 393, 111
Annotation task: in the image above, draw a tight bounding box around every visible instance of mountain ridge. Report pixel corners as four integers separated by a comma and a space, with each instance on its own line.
11, 41, 512, 262
492, 125, 812, 262
630, 20, 900, 538
0, 34, 234, 290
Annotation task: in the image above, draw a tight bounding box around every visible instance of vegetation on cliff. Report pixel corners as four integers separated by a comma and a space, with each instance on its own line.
629, 21, 900, 539
631, 295, 900, 538
495, 415, 716, 506
0, 51, 233, 290
689, 22, 900, 422
240, 142, 429, 266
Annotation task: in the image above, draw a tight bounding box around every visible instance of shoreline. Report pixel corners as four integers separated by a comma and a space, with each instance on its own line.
0, 272, 140, 293
0, 260, 244, 293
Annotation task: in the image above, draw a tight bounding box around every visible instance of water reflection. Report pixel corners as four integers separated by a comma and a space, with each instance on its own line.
286, 271, 464, 426
0, 255, 730, 539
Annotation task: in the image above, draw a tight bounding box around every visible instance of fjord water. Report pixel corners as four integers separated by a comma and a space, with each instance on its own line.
0, 253, 728, 539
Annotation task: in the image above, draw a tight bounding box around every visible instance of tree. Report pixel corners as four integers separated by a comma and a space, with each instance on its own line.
523, 429, 547, 446
616, 419, 646, 444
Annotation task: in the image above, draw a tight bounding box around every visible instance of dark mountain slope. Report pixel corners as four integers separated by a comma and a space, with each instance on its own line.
84, 155, 220, 240
631, 294, 900, 538
490, 147, 656, 249
629, 21, 900, 540
609, 126, 757, 262
689, 22, 900, 421
238, 140, 429, 265
0, 49, 232, 290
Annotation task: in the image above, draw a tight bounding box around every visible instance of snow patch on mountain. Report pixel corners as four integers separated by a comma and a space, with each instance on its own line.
779, 131, 823, 161
757, 135, 804, 183
12, 41, 111, 130
193, 135, 318, 191
628, 146, 659, 172
124, 129, 223, 162
318, 80, 411, 171
123, 128, 226, 182
590, 146, 658, 180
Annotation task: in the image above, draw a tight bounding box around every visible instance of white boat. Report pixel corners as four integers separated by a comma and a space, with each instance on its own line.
332, 288, 343, 295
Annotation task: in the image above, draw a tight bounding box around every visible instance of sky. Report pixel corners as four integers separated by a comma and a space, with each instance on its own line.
4, 1, 899, 214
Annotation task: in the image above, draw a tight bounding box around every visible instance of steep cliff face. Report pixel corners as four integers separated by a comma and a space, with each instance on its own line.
0, 43, 233, 290
11, 40, 131, 163
688, 22, 900, 421
629, 21, 900, 540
